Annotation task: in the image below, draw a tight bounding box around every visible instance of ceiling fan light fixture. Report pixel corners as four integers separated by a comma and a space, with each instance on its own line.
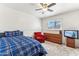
35, 3, 56, 14
42, 8, 48, 11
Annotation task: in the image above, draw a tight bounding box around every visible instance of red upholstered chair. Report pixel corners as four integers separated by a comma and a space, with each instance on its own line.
34, 32, 46, 43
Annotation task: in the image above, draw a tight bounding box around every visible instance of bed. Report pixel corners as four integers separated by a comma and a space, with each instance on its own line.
0, 31, 47, 56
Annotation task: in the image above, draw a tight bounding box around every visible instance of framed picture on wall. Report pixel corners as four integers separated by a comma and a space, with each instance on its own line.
48, 20, 62, 30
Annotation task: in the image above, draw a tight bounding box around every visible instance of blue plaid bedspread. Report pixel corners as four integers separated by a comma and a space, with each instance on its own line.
0, 36, 47, 56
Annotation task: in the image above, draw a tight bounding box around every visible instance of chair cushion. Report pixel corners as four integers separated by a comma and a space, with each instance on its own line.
34, 32, 41, 35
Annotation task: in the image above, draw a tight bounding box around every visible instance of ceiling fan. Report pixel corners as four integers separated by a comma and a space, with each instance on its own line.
35, 3, 56, 14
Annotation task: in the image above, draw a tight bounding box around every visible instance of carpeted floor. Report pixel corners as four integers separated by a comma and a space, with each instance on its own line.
42, 41, 79, 56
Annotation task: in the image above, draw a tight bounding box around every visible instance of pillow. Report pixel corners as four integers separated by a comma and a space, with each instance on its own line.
19, 31, 23, 36
4, 31, 13, 37
0, 33, 4, 38
13, 30, 19, 36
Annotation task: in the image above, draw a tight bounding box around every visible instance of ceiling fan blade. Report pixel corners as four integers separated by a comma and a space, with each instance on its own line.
48, 9, 53, 12
40, 3, 43, 7
48, 3, 56, 8
35, 8, 42, 11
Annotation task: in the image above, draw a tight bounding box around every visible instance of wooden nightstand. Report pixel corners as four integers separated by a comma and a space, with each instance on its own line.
66, 37, 75, 48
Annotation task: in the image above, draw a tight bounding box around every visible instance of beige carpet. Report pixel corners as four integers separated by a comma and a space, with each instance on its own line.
42, 41, 79, 56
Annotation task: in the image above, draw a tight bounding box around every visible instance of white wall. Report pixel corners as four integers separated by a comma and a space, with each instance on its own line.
42, 9, 79, 47
18, 13, 41, 36
0, 4, 19, 32
42, 9, 79, 30
0, 4, 41, 36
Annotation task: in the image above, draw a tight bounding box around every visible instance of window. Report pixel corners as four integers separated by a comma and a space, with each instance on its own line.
48, 20, 61, 29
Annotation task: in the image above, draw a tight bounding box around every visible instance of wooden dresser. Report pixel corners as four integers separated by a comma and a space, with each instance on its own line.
44, 32, 62, 44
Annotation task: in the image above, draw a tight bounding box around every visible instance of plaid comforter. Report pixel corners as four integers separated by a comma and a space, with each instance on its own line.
0, 36, 47, 56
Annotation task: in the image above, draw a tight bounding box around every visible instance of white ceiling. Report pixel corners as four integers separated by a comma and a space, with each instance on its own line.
2, 3, 79, 18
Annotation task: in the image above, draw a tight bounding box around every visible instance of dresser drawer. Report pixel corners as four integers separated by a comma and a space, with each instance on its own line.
66, 38, 75, 48
44, 33, 62, 44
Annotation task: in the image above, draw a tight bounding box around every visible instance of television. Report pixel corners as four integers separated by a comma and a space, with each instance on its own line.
64, 30, 78, 39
